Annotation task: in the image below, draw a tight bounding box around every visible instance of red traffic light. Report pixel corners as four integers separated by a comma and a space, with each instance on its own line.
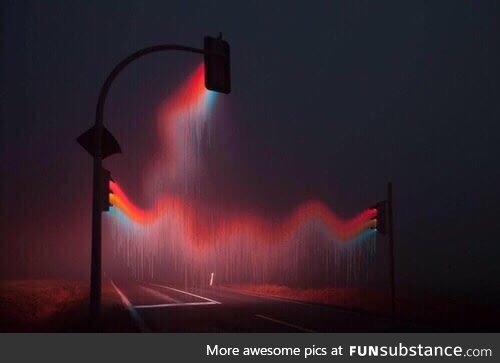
204, 34, 231, 94
101, 167, 114, 212
370, 201, 387, 235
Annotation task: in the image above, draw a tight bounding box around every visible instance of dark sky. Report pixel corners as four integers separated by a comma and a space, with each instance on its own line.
2, 1, 500, 297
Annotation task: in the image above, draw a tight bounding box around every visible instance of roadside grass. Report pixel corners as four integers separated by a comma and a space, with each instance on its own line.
0, 279, 137, 332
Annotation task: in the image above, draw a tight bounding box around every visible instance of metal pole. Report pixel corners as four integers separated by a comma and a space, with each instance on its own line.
88, 44, 206, 322
89, 142, 103, 320
387, 181, 395, 316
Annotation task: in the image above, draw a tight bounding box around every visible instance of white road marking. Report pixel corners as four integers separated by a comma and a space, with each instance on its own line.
129, 281, 221, 309
110, 280, 150, 332
146, 282, 221, 304
255, 314, 316, 333
139, 285, 182, 304
134, 301, 218, 309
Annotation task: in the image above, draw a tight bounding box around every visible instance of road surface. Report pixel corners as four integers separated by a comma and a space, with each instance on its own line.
111, 280, 425, 332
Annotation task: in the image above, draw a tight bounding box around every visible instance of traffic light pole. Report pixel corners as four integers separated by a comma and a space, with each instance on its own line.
387, 181, 396, 316
89, 45, 208, 321
89, 149, 103, 320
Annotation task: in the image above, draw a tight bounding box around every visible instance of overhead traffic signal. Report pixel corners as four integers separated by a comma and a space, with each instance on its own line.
204, 34, 231, 94
100, 167, 114, 212
371, 201, 387, 234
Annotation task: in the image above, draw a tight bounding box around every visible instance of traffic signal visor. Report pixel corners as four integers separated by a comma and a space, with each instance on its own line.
370, 201, 387, 235
204, 35, 231, 94
101, 168, 114, 212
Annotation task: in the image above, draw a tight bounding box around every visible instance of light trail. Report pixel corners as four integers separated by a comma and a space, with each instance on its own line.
146, 63, 217, 192
106, 62, 379, 285
110, 179, 376, 246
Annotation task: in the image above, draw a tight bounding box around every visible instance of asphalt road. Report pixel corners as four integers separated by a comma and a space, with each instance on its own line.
111, 280, 425, 332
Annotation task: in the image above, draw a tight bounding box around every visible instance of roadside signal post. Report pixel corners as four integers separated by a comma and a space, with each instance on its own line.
371, 182, 396, 316
387, 182, 395, 316
77, 35, 231, 323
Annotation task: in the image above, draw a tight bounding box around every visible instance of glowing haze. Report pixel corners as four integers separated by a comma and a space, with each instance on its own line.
105, 63, 377, 286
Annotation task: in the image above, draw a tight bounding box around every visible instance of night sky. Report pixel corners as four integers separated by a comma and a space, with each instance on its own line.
2, 1, 500, 299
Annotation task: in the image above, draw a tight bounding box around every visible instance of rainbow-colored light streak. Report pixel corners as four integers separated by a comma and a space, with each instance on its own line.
148, 63, 217, 184
110, 179, 376, 246
110, 62, 377, 248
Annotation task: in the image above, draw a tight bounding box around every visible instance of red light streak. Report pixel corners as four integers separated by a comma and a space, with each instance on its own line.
110, 180, 376, 247
109, 63, 376, 250
147, 63, 210, 186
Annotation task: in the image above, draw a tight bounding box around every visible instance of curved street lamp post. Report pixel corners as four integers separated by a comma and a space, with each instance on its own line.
77, 35, 231, 321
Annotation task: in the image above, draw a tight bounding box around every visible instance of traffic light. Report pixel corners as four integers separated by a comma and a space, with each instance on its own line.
204, 34, 231, 94
101, 167, 114, 212
371, 201, 387, 234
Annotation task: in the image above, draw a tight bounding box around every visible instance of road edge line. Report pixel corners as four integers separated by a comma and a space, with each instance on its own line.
111, 280, 151, 333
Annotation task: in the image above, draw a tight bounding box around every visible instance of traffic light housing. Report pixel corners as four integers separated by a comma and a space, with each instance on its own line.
204, 34, 231, 94
101, 167, 113, 212
371, 201, 387, 234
